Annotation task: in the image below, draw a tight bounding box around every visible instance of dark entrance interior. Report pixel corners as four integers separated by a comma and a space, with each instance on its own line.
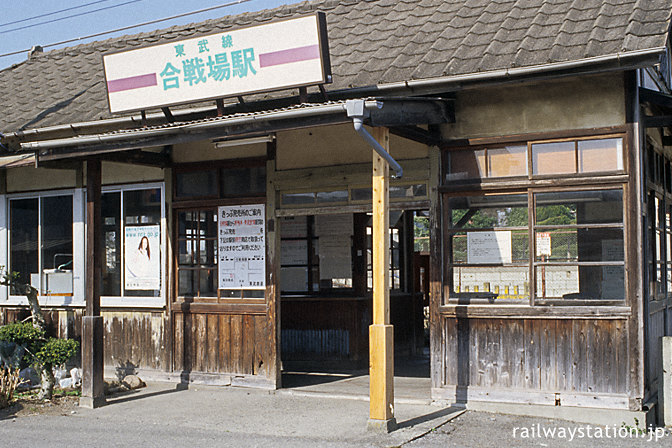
278, 210, 430, 391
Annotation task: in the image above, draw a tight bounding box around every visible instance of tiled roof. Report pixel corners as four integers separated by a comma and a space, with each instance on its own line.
1, 0, 671, 134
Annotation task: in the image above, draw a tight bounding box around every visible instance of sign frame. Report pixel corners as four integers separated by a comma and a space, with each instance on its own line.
102, 12, 332, 114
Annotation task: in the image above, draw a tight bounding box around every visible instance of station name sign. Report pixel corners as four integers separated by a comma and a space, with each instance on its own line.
103, 13, 331, 114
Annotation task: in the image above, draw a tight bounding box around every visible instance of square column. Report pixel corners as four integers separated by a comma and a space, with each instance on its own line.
368, 127, 396, 432
80, 159, 106, 408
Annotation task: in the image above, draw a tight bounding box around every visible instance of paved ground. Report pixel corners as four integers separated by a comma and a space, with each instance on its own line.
2, 381, 672, 447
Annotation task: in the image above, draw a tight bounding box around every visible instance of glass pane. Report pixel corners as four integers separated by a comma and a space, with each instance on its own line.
282, 192, 315, 205
221, 166, 266, 196
450, 230, 528, 265
123, 188, 162, 296
488, 145, 528, 177
10, 198, 38, 293
448, 149, 485, 180
244, 289, 265, 298
124, 188, 161, 225
178, 269, 194, 296
532, 141, 576, 175
451, 266, 529, 301
449, 194, 528, 229
535, 189, 622, 225
41, 196, 73, 295
102, 192, 121, 296
578, 138, 623, 173
199, 269, 217, 297
535, 228, 623, 262
281, 267, 308, 291
536, 265, 624, 300
351, 188, 372, 201
176, 170, 217, 198
390, 184, 428, 199
316, 190, 348, 203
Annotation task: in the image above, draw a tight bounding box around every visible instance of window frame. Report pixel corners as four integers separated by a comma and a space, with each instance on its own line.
100, 181, 166, 308
444, 133, 627, 185
5, 188, 85, 307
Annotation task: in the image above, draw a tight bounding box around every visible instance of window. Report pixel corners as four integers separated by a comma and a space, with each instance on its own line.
446, 194, 529, 303
173, 162, 267, 301
446, 136, 624, 181
534, 189, 624, 302
280, 183, 428, 207
9, 194, 73, 297
177, 209, 218, 298
444, 188, 625, 304
174, 163, 266, 201
101, 186, 163, 299
279, 214, 353, 293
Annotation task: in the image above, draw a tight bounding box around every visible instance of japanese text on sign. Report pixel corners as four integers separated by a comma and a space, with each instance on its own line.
218, 204, 266, 290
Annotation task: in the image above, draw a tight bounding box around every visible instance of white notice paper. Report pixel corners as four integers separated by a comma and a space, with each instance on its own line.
467, 231, 512, 264
218, 204, 266, 290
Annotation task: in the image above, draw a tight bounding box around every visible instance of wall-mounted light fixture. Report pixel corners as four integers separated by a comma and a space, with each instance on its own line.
213, 134, 275, 149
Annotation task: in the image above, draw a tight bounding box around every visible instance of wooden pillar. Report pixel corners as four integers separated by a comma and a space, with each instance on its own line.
368, 127, 396, 432
80, 159, 106, 408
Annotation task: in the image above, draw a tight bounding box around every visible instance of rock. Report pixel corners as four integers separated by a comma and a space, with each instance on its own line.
53, 368, 68, 381
70, 368, 82, 386
59, 377, 74, 388
19, 367, 40, 386
121, 375, 145, 390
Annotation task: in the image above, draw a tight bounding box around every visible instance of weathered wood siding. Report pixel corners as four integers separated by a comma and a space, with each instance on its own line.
172, 312, 272, 377
0, 308, 168, 373
103, 311, 167, 373
436, 316, 630, 405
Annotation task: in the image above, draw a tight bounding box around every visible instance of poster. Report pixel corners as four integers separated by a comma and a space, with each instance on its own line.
467, 231, 512, 264
315, 214, 353, 236
319, 235, 352, 279
218, 204, 266, 290
124, 225, 161, 290
536, 232, 552, 257
280, 216, 307, 238
602, 239, 624, 299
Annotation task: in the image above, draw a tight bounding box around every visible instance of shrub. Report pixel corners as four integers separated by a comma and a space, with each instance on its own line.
35, 338, 79, 367
0, 322, 44, 367
0, 367, 23, 408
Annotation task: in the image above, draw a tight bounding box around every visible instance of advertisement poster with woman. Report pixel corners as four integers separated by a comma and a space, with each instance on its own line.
125, 225, 160, 290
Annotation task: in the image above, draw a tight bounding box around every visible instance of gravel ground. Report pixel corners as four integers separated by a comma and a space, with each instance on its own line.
2, 383, 672, 447
407, 411, 672, 448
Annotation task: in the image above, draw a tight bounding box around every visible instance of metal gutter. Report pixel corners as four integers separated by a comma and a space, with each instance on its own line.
21, 100, 382, 151
346, 99, 403, 178
333, 47, 667, 96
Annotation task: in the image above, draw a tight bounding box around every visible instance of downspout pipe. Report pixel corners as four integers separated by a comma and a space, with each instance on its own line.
346, 99, 403, 178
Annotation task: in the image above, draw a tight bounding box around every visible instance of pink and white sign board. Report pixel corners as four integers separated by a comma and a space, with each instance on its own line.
103, 13, 330, 113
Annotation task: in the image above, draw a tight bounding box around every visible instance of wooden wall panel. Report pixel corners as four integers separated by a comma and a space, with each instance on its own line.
172, 312, 273, 378
103, 311, 166, 373
440, 316, 629, 396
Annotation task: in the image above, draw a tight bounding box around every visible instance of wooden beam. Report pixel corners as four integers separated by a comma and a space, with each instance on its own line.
390, 125, 442, 146
644, 115, 672, 128
80, 159, 106, 408
161, 107, 175, 123
639, 87, 672, 110
368, 126, 396, 432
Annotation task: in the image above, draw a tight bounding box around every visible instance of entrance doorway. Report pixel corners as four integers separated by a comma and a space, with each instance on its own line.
278, 210, 430, 397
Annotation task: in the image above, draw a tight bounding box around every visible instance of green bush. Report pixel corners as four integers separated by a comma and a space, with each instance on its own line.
0, 322, 78, 369
0, 322, 44, 367
36, 338, 79, 367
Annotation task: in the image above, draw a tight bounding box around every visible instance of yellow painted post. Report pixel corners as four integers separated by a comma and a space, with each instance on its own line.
368, 126, 397, 432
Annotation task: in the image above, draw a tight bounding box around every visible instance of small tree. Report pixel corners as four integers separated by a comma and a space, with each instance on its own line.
0, 270, 79, 400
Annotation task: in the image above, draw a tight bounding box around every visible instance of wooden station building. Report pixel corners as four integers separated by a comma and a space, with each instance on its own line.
1, 0, 672, 423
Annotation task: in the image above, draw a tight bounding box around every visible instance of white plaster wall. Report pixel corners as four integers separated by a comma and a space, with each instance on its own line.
276, 123, 428, 171
442, 73, 626, 139
7, 166, 76, 192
